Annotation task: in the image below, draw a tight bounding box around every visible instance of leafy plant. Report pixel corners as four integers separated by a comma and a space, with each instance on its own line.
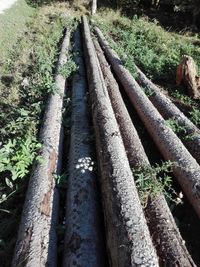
59, 55, 78, 78
142, 86, 154, 97
189, 107, 200, 127
132, 161, 175, 207
170, 90, 195, 106
165, 118, 194, 140
0, 137, 42, 181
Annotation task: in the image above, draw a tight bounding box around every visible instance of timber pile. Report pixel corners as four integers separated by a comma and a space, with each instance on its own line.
82, 15, 159, 267
95, 26, 200, 220
11, 17, 200, 267
93, 36, 195, 267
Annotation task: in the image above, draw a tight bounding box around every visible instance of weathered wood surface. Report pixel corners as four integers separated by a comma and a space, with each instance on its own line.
94, 36, 196, 267
95, 26, 200, 219
176, 55, 200, 99
62, 28, 106, 267
83, 16, 159, 267
12, 29, 71, 267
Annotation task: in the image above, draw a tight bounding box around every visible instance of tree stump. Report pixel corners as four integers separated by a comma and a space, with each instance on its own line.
176, 55, 200, 99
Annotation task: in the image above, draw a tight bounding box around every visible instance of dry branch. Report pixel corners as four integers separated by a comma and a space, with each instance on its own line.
62, 28, 105, 267
135, 65, 200, 165
93, 37, 196, 267
95, 26, 200, 219
82, 16, 159, 267
12, 29, 71, 267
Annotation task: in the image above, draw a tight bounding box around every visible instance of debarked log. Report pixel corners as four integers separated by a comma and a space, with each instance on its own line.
95, 26, 200, 219
12, 28, 71, 267
82, 16, 159, 267
93, 36, 196, 267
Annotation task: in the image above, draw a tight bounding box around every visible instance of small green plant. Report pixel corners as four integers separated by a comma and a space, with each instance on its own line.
142, 86, 154, 97
170, 90, 194, 106
59, 55, 78, 78
165, 118, 187, 134
132, 161, 175, 207
189, 107, 200, 127
165, 118, 194, 140
0, 137, 42, 181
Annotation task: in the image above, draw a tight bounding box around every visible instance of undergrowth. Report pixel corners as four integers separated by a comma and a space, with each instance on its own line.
164, 118, 195, 140
94, 9, 200, 82
94, 9, 200, 127
132, 161, 177, 207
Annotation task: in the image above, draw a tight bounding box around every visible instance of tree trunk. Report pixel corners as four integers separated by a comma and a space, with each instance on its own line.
135, 65, 200, 165
91, 0, 97, 15
12, 29, 71, 267
93, 36, 196, 267
82, 15, 159, 267
62, 27, 106, 267
95, 26, 200, 219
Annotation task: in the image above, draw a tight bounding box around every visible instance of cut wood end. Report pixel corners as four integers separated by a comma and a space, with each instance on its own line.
176, 55, 200, 99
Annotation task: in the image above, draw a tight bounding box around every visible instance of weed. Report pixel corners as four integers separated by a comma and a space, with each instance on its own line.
165, 118, 195, 140
132, 161, 175, 207
0, 137, 42, 181
189, 108, 200, 128
59, 54, 78, 78
165, 118, 187, 134
171, 90, 195, 106
142, 86, 155, 97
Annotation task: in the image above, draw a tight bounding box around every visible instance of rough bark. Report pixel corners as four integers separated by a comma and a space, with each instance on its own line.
82, 16, 159, 267
62, 27, 106, 267
12, 29, 71, 267
93, 37, 196, 267
95, 26, 200, 219
135, 65, 200, 165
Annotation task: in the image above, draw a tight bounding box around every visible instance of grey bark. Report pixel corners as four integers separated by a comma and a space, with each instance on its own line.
94, 26, 200, 219
62, 28, 106, 267
135, 65, 200, 165
82, 16, 159, 267
93, 37, 196, 267
12, 29, 71, 267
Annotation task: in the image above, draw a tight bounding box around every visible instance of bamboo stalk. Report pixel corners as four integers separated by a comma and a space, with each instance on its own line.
12, 29, 71, 267
82, 16, 159, 267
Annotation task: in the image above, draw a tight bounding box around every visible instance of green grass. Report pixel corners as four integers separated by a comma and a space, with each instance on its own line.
0, 0, 35, 65
93, 8, 200, 126
132, 161, 176, 207
94, 9, 200, 84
